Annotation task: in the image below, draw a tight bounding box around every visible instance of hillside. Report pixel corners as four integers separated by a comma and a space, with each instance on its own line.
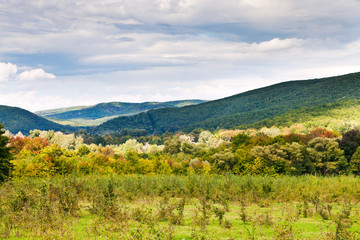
96, 72, 360, 134
242, 99, 360, 131
36, 100, 205, 126
0, 105, 75, 134
36, 105, 89, 116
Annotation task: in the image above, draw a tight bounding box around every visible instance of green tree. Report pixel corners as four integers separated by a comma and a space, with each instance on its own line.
250, 143, 291, 175
0, 124, 13, 182
350, 146, 360, 175
306, 137, 347, 175
77, 145, 91, 156
163, 137, 181, 154
211, 149, 236, 173
231, 133, 251, 149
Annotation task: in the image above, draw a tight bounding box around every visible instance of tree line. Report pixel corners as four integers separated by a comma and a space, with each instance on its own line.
2, 124, 360, 181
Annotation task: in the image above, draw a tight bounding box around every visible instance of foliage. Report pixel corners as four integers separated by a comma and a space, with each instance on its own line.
0, 124, 12, 183
7, 126, 360, 177
350, 146, 360, 175
338, 129, 360, 161
305, 138, 347, 175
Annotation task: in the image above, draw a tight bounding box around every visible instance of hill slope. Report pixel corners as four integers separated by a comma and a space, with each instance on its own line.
96, 72, 360, 133
243, 99, 360, 131
36, 100, 205, 126
0, 105, 75, 134
36, 105, 89, 116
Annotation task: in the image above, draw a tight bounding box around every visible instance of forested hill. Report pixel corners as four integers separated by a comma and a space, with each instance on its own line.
36, 100, 205, 126
0, 105, 75, 134
96, 72, 360, 134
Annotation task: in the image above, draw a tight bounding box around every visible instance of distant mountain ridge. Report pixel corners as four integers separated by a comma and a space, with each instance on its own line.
95, 72, 360, 134
0, 105, 74, 134
3, 72, 360, 135
36, 100, 205, 126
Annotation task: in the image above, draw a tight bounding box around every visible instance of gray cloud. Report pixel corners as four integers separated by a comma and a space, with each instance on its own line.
0, 0, 360, 111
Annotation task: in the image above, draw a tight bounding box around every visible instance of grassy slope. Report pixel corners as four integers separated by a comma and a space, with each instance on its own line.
0, 105, 75, 134
97, 72, 360, 133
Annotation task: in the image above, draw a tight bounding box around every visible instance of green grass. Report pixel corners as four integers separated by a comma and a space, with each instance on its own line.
1, 175, 360, 239
5, 201, 359, 239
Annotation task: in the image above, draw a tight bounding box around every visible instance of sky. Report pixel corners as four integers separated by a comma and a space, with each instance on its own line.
1, 0, 360, 112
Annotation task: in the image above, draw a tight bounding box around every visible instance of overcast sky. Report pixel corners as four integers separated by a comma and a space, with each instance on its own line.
1, 0, 360, 112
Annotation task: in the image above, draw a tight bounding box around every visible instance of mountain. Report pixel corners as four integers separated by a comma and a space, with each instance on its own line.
36, 100, 205, 126
96, 72, 360, 134
0, 105, 75, 134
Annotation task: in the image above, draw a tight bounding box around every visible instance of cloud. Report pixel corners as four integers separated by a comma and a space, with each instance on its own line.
0, 91, 73, 112
0, 0, 360, 111
252, 38, 304, 52
0, 62, 17, 82
81, 36, 307, 68
0, 0, 359, 56
0, 1, 358, 75
0, 62, 56, 82
18, 68, 56, 81
2, 1, 358, 28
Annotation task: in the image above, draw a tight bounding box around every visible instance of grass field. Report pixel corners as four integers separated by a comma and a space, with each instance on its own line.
1, 175, 360, 239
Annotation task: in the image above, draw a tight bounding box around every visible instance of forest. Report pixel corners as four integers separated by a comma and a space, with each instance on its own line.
4, 125, 360, 177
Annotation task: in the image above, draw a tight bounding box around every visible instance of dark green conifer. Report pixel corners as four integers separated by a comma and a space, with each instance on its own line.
0, 124, 12, 183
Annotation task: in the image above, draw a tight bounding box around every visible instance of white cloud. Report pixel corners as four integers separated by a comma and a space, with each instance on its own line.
81, 36, 307, 66
0, 62, 17, 82
0, 0, 359, 56
0, 91, 73, 112
0, 1, 360, 111
0, 62, 56, 82
346, 40, 360, 50
18, 68, 56, 81
252, 38, 304, 52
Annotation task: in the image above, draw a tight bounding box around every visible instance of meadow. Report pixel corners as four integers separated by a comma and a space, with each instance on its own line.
1, 175, 360, 239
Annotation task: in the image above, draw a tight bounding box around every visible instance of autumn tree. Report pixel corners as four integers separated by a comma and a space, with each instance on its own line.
338, 129, 360, 161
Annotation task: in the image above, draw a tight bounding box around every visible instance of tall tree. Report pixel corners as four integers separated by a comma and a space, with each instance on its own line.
338, 129, 360, 161
0, 124, 13, 183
